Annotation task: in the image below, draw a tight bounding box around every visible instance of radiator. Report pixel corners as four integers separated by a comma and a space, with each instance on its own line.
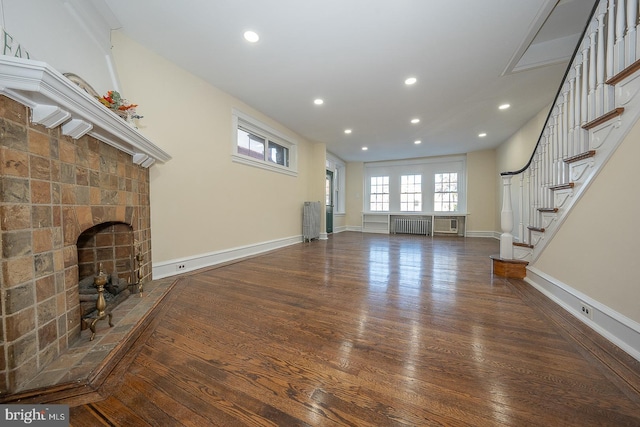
302, 201, 321, 242
393, 217, 430, 235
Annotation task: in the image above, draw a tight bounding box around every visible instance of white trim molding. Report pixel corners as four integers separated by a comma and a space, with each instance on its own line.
526, 266, 640, 362
153, 235, 302, 279
0, 56, 171, 167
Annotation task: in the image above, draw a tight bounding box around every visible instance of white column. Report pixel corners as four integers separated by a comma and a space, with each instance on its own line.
518, 174, 524, 243
500, 175, 514, 260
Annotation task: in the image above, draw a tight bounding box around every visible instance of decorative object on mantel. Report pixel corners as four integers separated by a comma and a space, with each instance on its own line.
99, 90, 143, 122
62, 73, 143, 124
63, 72, 100, 98
0, 56, 170, 167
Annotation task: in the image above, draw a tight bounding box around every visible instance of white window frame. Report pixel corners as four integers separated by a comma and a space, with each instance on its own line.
363, 155, 466, 214
400, 174, 422, 212
326, 153, 346, 214
232, 109, 298, 176
434, 172, 459, 212
370, 176, 390, 211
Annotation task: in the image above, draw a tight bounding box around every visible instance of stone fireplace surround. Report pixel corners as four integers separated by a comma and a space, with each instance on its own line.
0, 56, 170, 394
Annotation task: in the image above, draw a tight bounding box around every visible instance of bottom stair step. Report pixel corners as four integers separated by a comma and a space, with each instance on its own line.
490, 255, 529, 279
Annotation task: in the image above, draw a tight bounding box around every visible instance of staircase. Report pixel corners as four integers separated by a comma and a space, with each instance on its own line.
497, 0, 640, 273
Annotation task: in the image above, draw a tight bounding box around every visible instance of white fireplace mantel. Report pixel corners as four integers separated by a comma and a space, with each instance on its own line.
0, 56, 171, 168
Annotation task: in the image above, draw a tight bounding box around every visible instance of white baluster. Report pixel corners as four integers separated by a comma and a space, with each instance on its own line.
607, 0, 616, 78
500, 175, 514, 259
616, 0, 627, 73
552, 107, 560, 191
518, 174, 524, 243
606, 0, 617, 111
581, 40, 590, 128
574, 56, 583, 155
596, 7, 607, 117
627, 0, 637, 63
529, 166, 536, 240
568, 69, 576, 158
589, 22, 598, 121
543, 121, 550, 214
562, 84, 570, 182
636, 0, 640, 61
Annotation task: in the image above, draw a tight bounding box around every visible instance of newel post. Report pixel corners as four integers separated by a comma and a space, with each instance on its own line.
500, 175, 514, 259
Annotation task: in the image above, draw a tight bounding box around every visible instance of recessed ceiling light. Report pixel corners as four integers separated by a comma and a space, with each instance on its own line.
344, 129, 352, 134
499, 103, 510, 110
411, 118, 420, 124
478, 133, 487, 137
414, 140, 422, 145
314, 98, 324, 105
405, 77, 417, 85
243, 31, 260, 43
362, 146, 368, 151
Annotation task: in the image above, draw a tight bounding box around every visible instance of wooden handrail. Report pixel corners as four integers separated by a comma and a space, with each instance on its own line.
501, 0, 600, 177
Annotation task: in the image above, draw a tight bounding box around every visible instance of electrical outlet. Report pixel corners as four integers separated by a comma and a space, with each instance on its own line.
580, 302, 593, 319
176, 264, 186, 271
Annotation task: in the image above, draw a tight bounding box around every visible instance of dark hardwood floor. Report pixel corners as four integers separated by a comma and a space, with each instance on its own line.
69, 232, 640, 426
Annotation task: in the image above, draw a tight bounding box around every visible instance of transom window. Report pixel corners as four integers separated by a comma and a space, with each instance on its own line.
232, 109, 297, 176
370, 176, 389, 211
237, 126, 290, 167
400, 174, 422, 212
434, 172, 458, 212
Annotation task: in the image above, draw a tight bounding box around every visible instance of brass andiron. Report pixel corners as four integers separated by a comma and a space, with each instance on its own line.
89, 263, 114, 341
136, 252, 144, 295
133, 240, 144, 296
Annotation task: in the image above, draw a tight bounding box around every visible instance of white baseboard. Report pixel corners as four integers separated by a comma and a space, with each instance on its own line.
465, 231, 497, 238
346, 226, 362, 232
152, 235, 302, 279
526, 266, 640, 362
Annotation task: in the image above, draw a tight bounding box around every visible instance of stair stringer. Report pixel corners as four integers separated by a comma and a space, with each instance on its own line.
528, 69, 640, 263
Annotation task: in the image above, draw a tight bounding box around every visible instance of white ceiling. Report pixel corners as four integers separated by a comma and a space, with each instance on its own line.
99, 0, 596, 163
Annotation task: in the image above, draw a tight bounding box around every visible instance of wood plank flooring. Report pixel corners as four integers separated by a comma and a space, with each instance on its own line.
69, 232, 640, 426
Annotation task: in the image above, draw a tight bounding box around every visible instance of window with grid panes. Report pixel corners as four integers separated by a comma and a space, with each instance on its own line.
370, 176, 389, 211
434, 172, 458, 211
400, 174, 422, 211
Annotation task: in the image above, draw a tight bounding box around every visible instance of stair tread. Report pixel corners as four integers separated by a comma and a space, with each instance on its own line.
549, 183, 575, 191
528, 226, 545, 232
606, 57, 640, 85
538, 208, 559, 213
513, 242, 534, 249
582, 108, 624, 130
564, 150, 596, 164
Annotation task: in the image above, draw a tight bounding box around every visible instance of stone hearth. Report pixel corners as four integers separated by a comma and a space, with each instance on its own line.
0, 95, 153, 393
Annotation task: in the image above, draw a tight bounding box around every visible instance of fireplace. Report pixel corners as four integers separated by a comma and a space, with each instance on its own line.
0, 94, 155, 393
77, 221, 136, 325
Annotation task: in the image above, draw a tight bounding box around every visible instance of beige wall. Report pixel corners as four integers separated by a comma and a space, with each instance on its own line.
345, 162, 364, 228
533, 119, 640, 323
495, 107, 549, 230
111, 32, 319, 264
466, 149, 497, 234
345, 155, 496, 235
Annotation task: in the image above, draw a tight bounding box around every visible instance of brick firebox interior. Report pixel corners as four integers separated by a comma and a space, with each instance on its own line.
0, 95, 152, 393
